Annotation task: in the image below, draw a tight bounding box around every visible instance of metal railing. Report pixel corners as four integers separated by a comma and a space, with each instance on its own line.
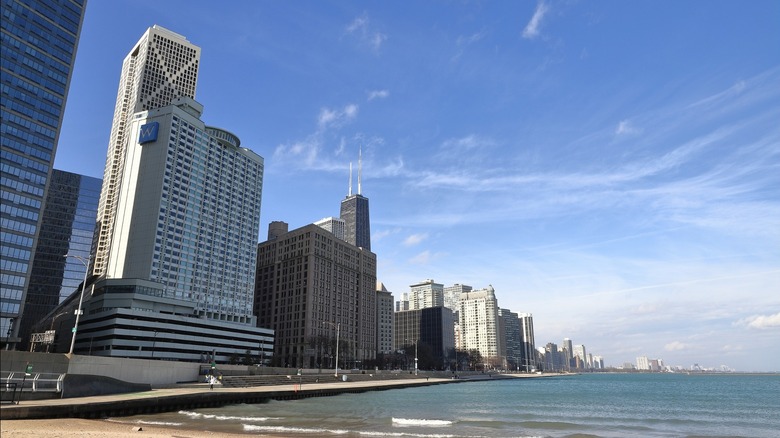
1, 371, 65, 403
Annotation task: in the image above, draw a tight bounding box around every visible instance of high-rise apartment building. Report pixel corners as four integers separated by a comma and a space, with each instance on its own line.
395, 292, 410, 312
519, 313, 536, 371
459, 285, 500, 364
572, 344, 587, 369
562, 337, 573, 370
376, 282, 394, 356
255, 222, 377, 369
93, 25, 200, 277
408, 279, 444, 310
544, 342, 562, 372
499, 308, 522, 371
443, 283, 471, 312
18, 170, 100, 351
1, 0, 87, 349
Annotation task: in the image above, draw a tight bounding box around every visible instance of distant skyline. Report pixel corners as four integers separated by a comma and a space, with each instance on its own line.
54, 1, 779, 371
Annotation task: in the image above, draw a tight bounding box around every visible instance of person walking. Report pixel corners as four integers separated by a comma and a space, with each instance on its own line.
209, 374, 215, 390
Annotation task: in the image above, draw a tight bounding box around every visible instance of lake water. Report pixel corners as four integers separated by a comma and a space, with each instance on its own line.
111, 373, 780, 437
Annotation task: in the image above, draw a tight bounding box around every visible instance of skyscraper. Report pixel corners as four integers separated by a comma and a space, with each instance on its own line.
562, 337, 573, 370
255, 222, 377, 369
314, 216, 346, 241
93, 25, 200, 277
394, 306, 455, 370
340, 150, 370, 250
19, 170, 101, 351
519, 313, 536, 372
44, 25, 272, 362
499, 308, 522, 371
64, 96, 273, 361
376, 281, 394, 356
459, 285, 500, 365
1, 0, 87, 349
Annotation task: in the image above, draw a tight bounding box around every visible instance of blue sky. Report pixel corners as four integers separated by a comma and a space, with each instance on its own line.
55, 1, 779, 371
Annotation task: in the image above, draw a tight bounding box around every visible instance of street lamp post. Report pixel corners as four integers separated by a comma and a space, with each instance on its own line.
323, 321, 340, 377
406, 339, 418, 375
65, 254, 91, 355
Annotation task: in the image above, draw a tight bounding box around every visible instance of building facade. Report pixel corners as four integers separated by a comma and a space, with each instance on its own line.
0, 0, 87, 349
18, 170, 100, 351
443, 283, 470, 312
314, 216, 345, 241
60, 97, 272, 361
255, 222, 377, 369
499, 308, 522, 371
93, 25, 200, 277
409, 279, 444, 310
458, 285, 499, 364
519, 313, 536, 371
340, 194, 370, 251
393, 306, 455, 370
376, 282, 394, 356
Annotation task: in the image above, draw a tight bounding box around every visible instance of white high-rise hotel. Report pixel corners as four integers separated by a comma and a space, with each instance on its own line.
69, 26, 273, 362
94, 26, 200, 277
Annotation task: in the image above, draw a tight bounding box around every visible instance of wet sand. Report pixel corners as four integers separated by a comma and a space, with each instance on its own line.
0, 418, 275, 437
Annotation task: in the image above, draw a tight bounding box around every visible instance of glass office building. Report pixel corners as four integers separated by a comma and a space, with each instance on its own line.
1, 0, 87, 349
17, 169, 100, 351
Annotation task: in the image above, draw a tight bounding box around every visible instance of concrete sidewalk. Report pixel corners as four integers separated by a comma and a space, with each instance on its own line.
1, 377, 457, 420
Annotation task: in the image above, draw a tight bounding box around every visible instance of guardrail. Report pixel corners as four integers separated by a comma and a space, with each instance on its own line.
1, 371, 65, 404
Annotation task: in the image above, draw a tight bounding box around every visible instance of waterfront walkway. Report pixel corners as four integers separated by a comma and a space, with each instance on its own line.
1, 372, 559, 421
0, 376, 459, 420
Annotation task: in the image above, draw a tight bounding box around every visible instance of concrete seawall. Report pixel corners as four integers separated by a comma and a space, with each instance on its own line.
0, 378, 462, 420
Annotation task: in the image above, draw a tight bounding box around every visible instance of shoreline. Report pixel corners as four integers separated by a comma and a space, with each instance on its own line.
0, 418, 269, 437
0, 374, 566, 436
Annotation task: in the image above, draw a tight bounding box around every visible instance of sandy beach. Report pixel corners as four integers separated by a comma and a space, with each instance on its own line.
0, 418, 266, 437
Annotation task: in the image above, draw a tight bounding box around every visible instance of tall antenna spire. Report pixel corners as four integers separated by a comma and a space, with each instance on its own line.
348, 162, 353, 196
358, 146, 362, 195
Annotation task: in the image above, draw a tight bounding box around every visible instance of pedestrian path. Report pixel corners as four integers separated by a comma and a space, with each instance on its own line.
1, 377, 454, 420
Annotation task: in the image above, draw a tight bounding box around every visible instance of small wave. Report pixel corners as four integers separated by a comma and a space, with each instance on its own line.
243, 424, 349, 434
359, 431, 459, 438
105, 418, 183, 427
177, 410, 276, 422
392, 418, 454, 427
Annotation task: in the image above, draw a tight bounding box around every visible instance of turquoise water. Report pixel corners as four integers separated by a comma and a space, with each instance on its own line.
112, 373, 780, 437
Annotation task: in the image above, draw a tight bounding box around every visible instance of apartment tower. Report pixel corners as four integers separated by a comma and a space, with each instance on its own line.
458, 285, 500, 365
519, 313, 536, 371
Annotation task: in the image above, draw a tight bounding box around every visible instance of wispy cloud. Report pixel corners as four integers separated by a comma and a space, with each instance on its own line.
440, 134, 494, 153
615, 120, 640, 136
736, 312, 780, 329
665, 341, 688, 351
522, 1, 550, 40
318, 104, 358, 129
346, 12, 387, 52
367, 89, 389, 101
273, 102, 359, 170
408, 250, 448, 265
457, 30, 487, 46
403, 233, 429, 247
